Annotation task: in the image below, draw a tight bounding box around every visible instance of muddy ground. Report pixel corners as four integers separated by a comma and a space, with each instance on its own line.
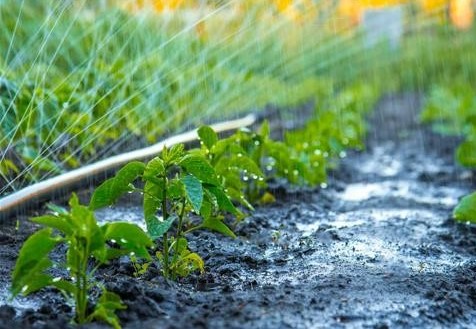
0, 93, 475, 328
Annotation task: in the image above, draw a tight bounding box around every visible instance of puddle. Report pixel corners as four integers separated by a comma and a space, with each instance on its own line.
339, 180, 464, 206
0, 287, 41, 312
357, 145, 403, 177
296, 208, 439, 237
95, 206, 146, 230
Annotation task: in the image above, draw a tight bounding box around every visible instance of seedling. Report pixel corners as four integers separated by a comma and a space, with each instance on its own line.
11, 194, 153, 328
421, 83, 476, 222
89, 145, 238, 279
454, 192, 476, 224
197, 122, 319, 206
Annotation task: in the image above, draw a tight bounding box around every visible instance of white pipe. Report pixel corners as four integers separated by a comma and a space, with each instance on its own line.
0, 114, 257, 219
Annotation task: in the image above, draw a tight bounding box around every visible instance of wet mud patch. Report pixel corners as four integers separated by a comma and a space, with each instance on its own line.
1, 93, 476, 328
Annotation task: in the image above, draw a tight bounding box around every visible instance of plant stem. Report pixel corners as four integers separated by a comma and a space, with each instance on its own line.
75, 240, 87, 324
161, 175, 169, 279
183, 225, 203, 235
172, 198, 187, 275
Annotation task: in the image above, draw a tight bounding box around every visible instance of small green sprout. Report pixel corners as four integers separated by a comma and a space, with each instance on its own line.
454, 192, 476, 224
11, 194, 153, 328
89, 144, 238, 280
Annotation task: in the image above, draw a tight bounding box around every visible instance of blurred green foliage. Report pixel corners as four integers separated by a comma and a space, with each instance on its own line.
0, 0, 475, 193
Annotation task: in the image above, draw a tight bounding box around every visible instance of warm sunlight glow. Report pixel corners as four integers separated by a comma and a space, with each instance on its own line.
450, 0, 474, 29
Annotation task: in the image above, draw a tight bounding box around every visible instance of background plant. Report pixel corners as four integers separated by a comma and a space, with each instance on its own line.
420, 83, 476, 223
1, 1, 475, 195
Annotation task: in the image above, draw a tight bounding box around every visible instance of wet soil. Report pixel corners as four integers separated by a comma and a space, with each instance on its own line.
1, 93, 476, 328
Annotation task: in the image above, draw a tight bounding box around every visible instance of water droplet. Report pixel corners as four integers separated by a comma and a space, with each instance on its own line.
303, 142, 309, 149
130, 252, 135, 257
237, 153, 243, 157
266, 165, 273, 171
284, 169, 289, 174
258, 177, 264, 181
120, 238, 128, 244
52, 277, 62, 283
21, 285, 28, 293
314, 149, 322, 156
110, 239, 117, 244
254, 140, 260, 146
339, 151, 347, 158
293, 170, 299, 176
320, 183, 328, 189
243, 176, 249, 181
323, 152, 329, 158
251, 174, 258, 180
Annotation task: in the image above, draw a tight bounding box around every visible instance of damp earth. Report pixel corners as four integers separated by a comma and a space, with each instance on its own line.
0, 93, 475, 328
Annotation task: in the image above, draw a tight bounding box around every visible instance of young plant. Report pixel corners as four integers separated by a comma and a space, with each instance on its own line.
196, 122, 319, 206
454, 192, 476, 224
11, 194, 152, 328
89, 145, 239, 279
420, 83, 476, 223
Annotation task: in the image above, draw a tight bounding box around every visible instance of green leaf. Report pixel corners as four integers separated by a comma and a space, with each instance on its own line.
90, 290, 126, 329
46, 203, 69, 216
11, 228, 59, 296
102, 222, 153, 260
179, 155, 220, 185
173, 252, 204, 277
163, 144, 185, 165
16, 272, 53, 296
89, 161, 145, 210
181, 174, 203, 213
202, 217, 236, 239
143, 181, 162, 220
51, 279, 76, 296
206, 186, 237, 215
167, 179, 184, 200
31, 215, 73, 235
144, 156, 165, 178
198, 126, 218, 150
173, 237, 188, 254
456, 140, 476, 168
200, 200, 212, 219
147, 215, 177, 239
231, 154, 264, 177
260, 120, 270, 139
70, 194, 105, 254
454, 192, 476, 223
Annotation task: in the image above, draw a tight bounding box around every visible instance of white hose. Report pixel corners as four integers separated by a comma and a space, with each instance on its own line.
0, 114, 257, 219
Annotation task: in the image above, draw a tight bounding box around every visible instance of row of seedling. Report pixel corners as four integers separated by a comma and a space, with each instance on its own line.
11, 84, 379, 328
421, 83, 476, 222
